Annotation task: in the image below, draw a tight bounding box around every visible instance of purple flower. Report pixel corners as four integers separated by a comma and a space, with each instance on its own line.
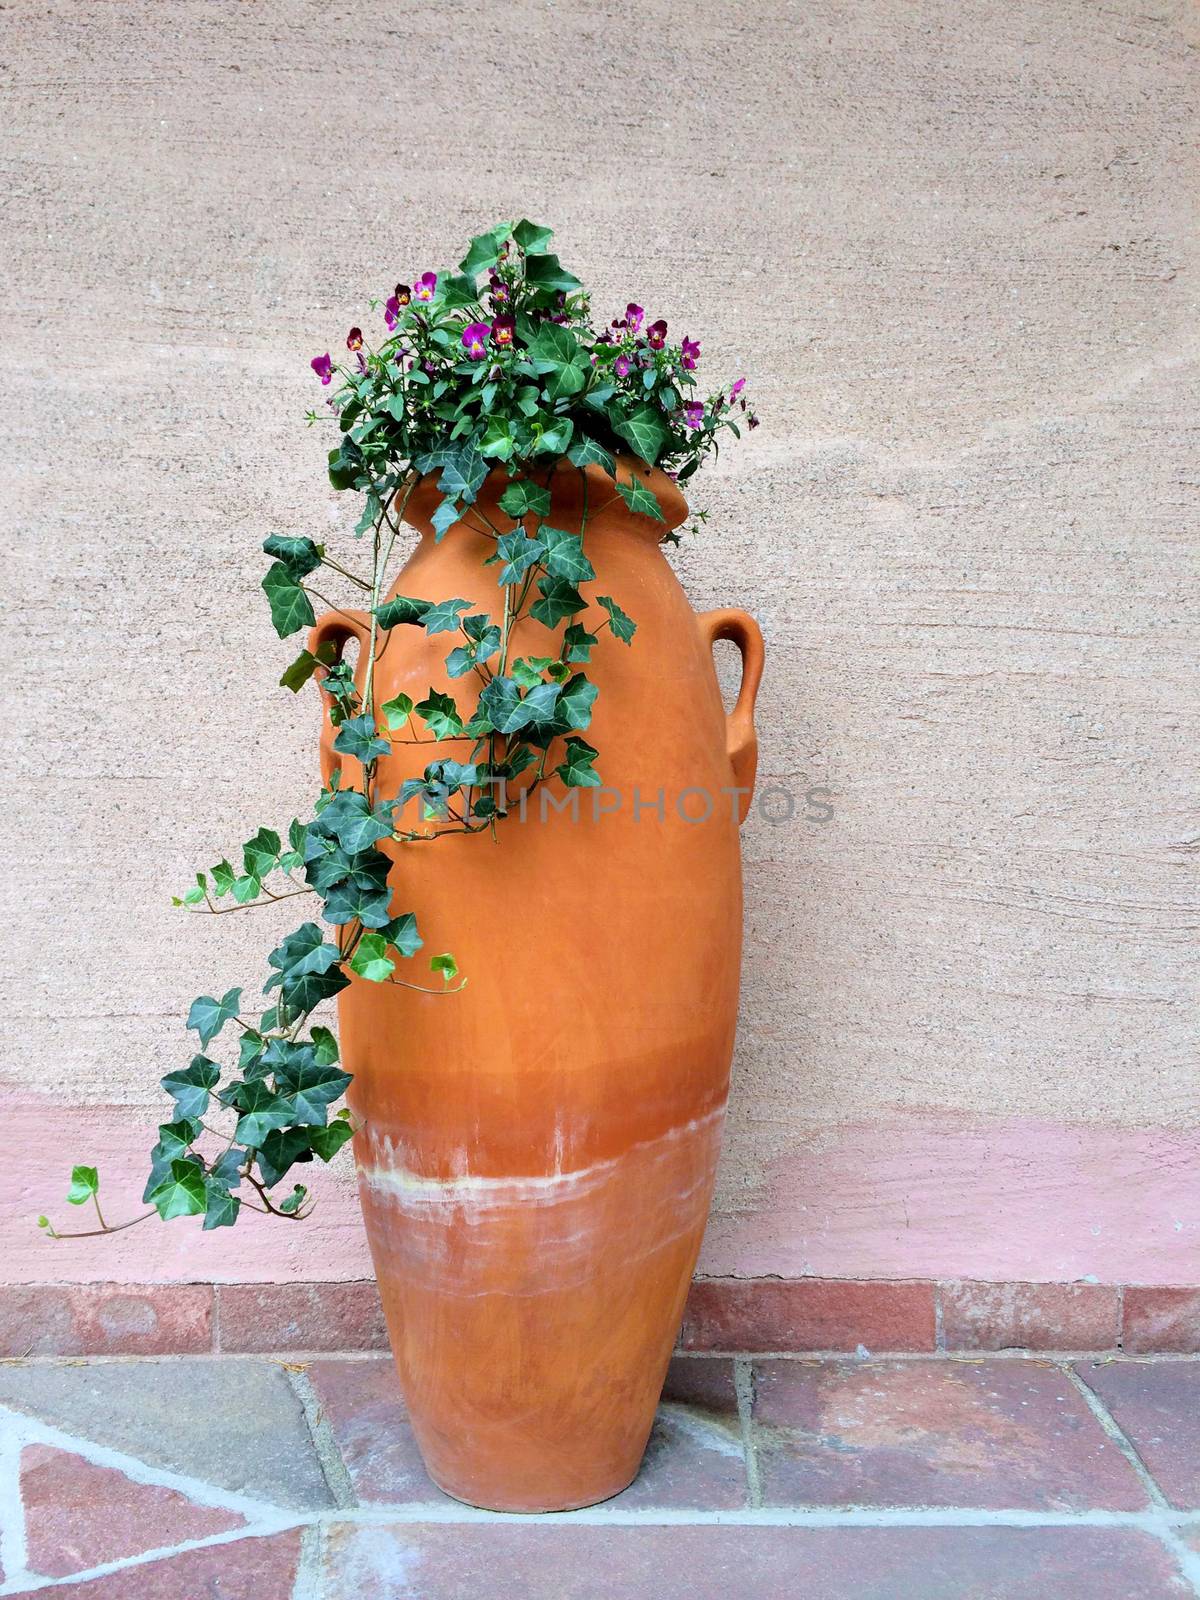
747, 413, 760, 430
625, 303, 644, 333
310, 353, 333, 385
680, 336, 701, 371
614, 354, 632, 378
346, 327, 363, 351
488, 270, 510, 303
682, 400, 705, 430
647, 318, 668, 351
414, 271, 438, 302
384, 296, 401, 330
730, 377, 746, 399
491, 313, 515, 347
461, 320, 490, 360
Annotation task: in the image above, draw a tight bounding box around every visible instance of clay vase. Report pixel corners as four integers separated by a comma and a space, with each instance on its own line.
308, 455, 763, 1512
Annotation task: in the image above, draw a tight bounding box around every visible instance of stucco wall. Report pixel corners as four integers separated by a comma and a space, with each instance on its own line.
3, 0, 1196, 1287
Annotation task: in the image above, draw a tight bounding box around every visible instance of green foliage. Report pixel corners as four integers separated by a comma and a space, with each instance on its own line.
49, 221, 754, 1245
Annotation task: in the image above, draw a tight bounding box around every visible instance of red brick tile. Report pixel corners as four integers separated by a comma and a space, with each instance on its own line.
306, 1356, 440, 1504
680, 1278, 936, 1352
217, 1281, 387, 1352
752, 1357, 1147, 1510
1123, 1288, 1200, 1354
42, 1529, 302, 1598
320, 1523, 1191, 1598
942, 1281, 1119, 1351
0, 1285, 212, 1357
612, 1357, 747, 1509
1075, 1359, 1200, 1509
20, 1444, 244, 1578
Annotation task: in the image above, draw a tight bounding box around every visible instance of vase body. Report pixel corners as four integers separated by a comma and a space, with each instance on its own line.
309, 458, 762, 1511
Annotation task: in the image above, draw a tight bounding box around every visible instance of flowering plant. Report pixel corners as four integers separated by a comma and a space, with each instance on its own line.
42, 222, 756, 1240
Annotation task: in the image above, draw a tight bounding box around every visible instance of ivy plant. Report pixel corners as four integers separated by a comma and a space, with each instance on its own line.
41, 221, 757, 1241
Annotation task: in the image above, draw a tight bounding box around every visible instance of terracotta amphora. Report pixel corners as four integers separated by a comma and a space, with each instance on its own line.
309, 455, 763, 1511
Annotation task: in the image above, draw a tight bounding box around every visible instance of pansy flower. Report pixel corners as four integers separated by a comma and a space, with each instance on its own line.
625, 303, 644, 333
310, 353, 333, 385
730, 377, 746, 399
346, 327, 363, 351
461, 321, 490, 360
647, 319, 668, 351
614, 354, 632, 378
491, 313, 515, 347
488, 270, 510, 303
394, 283, 412, 306
384, 296, 401, 330
747, 413, 760, 430
414, 271, 438, 302
682, 400, 705, 430
680, 336, 700, 371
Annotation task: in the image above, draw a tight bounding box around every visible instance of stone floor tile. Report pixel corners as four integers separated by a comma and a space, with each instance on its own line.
319, 1523, 1193, 1598
32, 1528, 303, 1598
305, 1357, 443, 1506
0, 1358, 330, 1510
752, 1358, 1147, 1509
20, 1443, 245, 1578
1075, 1359, 1200, 1510
608, 1356, 747, 1509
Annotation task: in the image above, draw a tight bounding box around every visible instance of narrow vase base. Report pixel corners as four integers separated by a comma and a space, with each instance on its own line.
427, 1465, 642, 1515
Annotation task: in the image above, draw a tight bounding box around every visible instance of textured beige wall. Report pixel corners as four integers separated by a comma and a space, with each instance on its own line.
3, 0, 1197, 1283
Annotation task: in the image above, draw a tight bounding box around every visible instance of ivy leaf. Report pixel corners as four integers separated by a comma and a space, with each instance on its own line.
309, 1120, 355, 1162
374, 595, 431, 629
480, 415, 516, 461
210, 860, 236, 897
531, 578, 585, 628
379, 911, 422, 958
202, 1183, 241, 1231
314, 790, 394, 853
263, 534, 322, 579
526, 322, 584, 373
310, 1025, 339, 1066
187, 987, 242, 1048
279, 640, 336, 693
431, 952, 460, 982
232, 875, 261, 904
161, 1056, 220, 1121
556, 736, 602, 788
349, 932, 395, 983
615, 477, 667, 522
597, 595, 637, 645
437, 444, 489, 505
511, 655, 553, 688
532, 415, 574, 456
563, 622, 599, 663
273, 1059, 353, 1126
261, 562, 316, 638
333, 714, 391, 763
148, 1158, 207, 1220
512, 218, 554, 253
420, 597, 472, 635
520, 681, 562, 726
66, 1166, 98, 1205
322, 875, 393, 930
279, 1185, 308, 1215
414, 689, 465, 739
152, 1118, 201, 1164
381, 692, 414, 729
209, 1147, 247, 1188
496, 530, 546, 586
478, 675, 527, 735
431, 497, 460, 542
243, 826, 282, 880
541, 526, 595, 584
498, 481, 551, 519
256, 1127, 315, 1187
611, 405, 671, 467
523, 253, 583, 295
232, 1080, 298, 1147
566, 437, 617, 476
555, 673, 598, 731
459, 221, 513, 278
542, 361, 587, 402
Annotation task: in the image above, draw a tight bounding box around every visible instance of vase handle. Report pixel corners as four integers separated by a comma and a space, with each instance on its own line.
697, 608, 764, 825
308, 609, 371, 786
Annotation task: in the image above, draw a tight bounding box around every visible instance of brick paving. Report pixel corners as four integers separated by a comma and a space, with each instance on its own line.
0, 1354, 1197, 1596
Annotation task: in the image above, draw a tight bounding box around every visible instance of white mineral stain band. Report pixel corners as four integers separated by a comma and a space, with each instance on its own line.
359, 1104, 726, 1208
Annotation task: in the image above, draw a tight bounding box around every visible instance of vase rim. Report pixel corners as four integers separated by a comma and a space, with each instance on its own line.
397, 453, 688, 540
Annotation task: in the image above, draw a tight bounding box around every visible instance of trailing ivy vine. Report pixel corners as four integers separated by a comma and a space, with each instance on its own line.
42, 221, 757, 1241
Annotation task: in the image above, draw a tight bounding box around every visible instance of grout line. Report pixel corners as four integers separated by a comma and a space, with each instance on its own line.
0, 1419, 29, 1588
1116, 1283, 1126, 1351
1153, 1524, 1200, 1600
1066, 1362, 1169, 1510
284, 1367, 358, 1512
290, 1521, 326, 1600
0, 1521, 302, 1597
305, 1504, 1200, 1530
933, 1283, 946, 1353
211, 1286, 222, 1355
732, 1357, 762, 1509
